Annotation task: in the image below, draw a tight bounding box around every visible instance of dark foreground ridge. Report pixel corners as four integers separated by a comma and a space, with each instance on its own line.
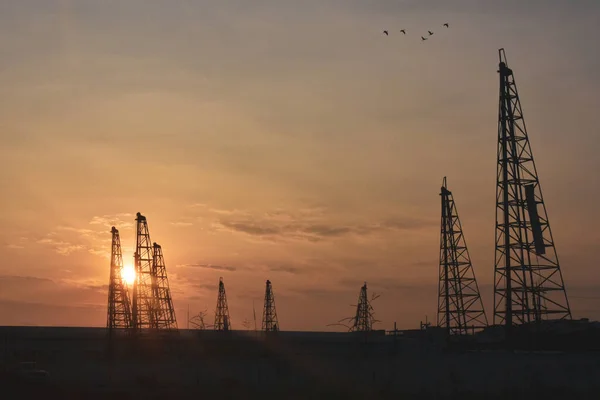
1, 326, 599, 399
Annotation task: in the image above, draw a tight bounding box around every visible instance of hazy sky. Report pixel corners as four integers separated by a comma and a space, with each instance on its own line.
1, 0, 599, 329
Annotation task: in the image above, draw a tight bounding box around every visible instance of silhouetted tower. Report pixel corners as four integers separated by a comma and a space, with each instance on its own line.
351, 283, 376, 332
152, 242, 178, 330
107, 227, 132, 331
437, 178, 488, 335
262, 280, 279, 331
131, 212, 177, 331
494, 49, 571, 332
214, 277, 231, 331
132, 213, 156, 330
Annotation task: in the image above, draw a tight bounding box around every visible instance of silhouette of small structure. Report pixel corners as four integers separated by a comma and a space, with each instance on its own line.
262, 280, 279, 332
214, 277, 231, 331
350, 283, 377, 332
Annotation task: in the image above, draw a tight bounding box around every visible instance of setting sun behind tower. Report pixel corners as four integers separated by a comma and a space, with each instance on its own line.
121, 263, 136, 286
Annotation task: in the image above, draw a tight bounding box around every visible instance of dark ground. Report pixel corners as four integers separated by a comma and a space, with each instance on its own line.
1, 327, 599, 399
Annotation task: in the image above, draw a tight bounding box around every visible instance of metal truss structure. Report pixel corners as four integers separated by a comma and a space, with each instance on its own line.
494, 48, 571, 331
262, 280, 279, 332
132, 213, 155, 330
107, 227, 132, 331
214, 277, 231, 331
351, 283, 377, 332
437, 178, 488, 335
132, 212, 177, 331
152, 243, 178, 330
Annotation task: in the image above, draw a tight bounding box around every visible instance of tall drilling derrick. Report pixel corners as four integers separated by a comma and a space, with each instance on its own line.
214, 277, 231, 331
132, 212, 177, 331
494, 48, 571, 332
437, 178, 488, 335
132, 212, 156, 330
262, 280, 279, 331
107, 227, 132, 331
152, 242, 178, 330
351, 283, 376, 332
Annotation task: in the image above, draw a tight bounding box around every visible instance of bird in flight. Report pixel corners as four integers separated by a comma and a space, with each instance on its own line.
421, 36, 428, 41
443, 23, 449, 28
383, 30, 389, 35
400, 29, 406, 34
428, 30, 434, 36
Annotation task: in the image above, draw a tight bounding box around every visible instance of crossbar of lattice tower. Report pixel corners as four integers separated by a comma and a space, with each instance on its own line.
132, 212, 159, 330
151, 242, 178, 330
262, 280, 279, 331
437, 178, 488, 335
214, 277, 231, 331
107, 227, 132, 331
351, 283, 376, 332
494, 49, 571, 333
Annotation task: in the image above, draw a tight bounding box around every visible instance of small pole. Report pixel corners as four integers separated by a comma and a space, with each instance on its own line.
253, 300, 257, 331
393, 321, 398, 351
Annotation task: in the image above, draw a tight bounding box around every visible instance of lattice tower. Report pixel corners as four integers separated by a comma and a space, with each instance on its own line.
437, 178, 488, 335
107, 227, 132, 330
262, 280, 279, 331
351, 283, 376, 332
132, 212, 158, 330
151, 242, 178, 330
494, 48, 571, 331
214, 277, 231, 331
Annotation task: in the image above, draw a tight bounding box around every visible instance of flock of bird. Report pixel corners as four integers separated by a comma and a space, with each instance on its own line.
383, 23, 449, 41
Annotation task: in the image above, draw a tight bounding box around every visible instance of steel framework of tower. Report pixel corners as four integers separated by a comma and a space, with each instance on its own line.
214, 277, 231, 331
107, 227, 132, 330
262, 280, 279, 331
437, 178, 488, 335
152, 242, 178, 329
351, 283, 376, 332
494, 48, 571, 331
132, 213, 155, 330
132, 212, 177, 331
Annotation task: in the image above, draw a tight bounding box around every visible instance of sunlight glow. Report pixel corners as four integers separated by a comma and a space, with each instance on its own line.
121, 264, 136, 286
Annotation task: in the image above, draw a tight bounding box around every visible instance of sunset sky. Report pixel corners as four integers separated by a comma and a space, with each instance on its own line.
1, 0, 599, 330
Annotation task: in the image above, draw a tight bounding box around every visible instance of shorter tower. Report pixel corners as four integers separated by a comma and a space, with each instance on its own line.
262, 280, 279, 331
351, 283, 376, 332
107, 227, 132, 330
152, 242, 178, 330
214, 277, 231, 331
437, 177, 488, 335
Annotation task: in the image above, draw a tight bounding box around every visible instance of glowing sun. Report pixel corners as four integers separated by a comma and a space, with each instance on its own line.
121, 264, 136, 286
